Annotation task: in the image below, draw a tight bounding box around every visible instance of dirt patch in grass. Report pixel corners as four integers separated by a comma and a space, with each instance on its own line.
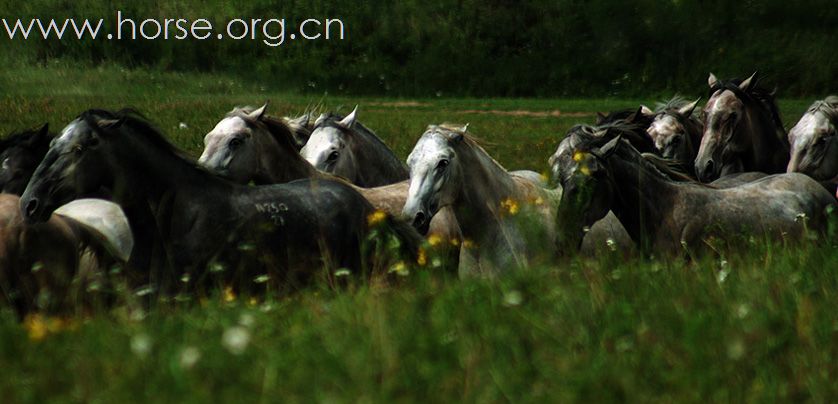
457, 109, 593, 118
367, 101, 432, 107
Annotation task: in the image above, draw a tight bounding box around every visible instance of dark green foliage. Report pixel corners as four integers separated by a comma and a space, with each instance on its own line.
1, 0, 836, 97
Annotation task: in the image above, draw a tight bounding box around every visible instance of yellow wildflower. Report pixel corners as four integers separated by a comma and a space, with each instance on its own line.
223, 286, 236, 303
501, 198, 519, 215
389, 261, 410, 276
573, 151, 587, 162
24, 314, 48, 341
427, 234, 443, 247
367, 210, 387, 226
417, 248, 427, 266
23, 314, 73, 341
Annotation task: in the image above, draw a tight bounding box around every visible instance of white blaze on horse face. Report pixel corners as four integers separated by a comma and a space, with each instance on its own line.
199, 116, 249, 169
404, 132, 454, 220
300, 126, 343, 170
699, 91, 743, 162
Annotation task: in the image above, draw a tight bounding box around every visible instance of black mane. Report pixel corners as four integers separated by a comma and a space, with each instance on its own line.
0, 124, 51, 150
709, 75, 784, 134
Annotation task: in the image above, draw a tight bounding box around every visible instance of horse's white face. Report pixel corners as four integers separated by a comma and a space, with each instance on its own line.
200, 116, 258, 182
647, 114, 686, 160
403, 129, 461, 234
301, 125, 344, 171
788, 109, 838, 181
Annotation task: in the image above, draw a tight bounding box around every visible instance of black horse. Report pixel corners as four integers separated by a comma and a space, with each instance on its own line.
0, 124, 53, 195
20, 109, 421, 295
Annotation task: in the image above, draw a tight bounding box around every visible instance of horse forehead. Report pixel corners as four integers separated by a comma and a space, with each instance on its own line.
57, 120, 83, 142
309, 126, 343, 148
791, 113, 831, 141
210, 116, 249, 137
409, 134, 451, 165
707, 91, 742, 115
649, 115, 678, 136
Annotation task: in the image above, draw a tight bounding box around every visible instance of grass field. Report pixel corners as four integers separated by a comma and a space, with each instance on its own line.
1, 66, 836, 402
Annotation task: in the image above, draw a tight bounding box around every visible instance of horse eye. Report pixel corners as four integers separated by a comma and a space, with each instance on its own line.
73, 144, 84, 154
328, 151, 340, 161
437, 159, 450, 170
229, 137, 244, 148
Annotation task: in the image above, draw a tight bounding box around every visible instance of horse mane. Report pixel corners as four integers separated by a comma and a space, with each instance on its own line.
0, 125, 51, 150
567, 124, 710, 186
314, 112, 392, 151
428, 124, 508, 172
81, 108, 221, 180
807, 96, 838, 124
654, 96, 689, 113
709, 75, 785, 135
228, 107, 301, 153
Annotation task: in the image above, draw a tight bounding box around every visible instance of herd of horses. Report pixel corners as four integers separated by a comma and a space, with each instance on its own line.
1, 72, 836, 316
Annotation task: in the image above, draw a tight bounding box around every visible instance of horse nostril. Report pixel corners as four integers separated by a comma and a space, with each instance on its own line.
24, 198, 39, 218
702, 160, 715, 180
412, 211, 426, 229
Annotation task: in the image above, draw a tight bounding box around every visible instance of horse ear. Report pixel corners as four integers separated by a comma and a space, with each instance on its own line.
596, 112, 607, 124
597, 135, 622, 158
739, 71, 757, 90
288, 113, 310, 128
640, 105, 654, 116
38, 123, 49, 136
249, 102, 269, 121
679, 98, 701, 116
450, 132, 464, 144
338, 105, 358, 128
708, 73, 719, 88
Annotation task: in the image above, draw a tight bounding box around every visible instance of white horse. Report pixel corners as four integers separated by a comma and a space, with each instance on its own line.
403, 124, 562, 276
787, 96, 838, 194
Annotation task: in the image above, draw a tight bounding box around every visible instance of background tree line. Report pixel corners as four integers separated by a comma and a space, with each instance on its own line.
1, 0, 836, 97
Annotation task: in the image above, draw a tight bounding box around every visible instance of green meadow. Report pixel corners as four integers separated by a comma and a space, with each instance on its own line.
0, 66, 836, 402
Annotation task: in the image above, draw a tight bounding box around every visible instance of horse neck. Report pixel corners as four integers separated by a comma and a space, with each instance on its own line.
452, 141, 518, 241
109, 134, 233, 212
347, 128, 408, 181
605, 150, 678, 250
742, 101, 789, 171
683, 117, 703, 173
257, 130, 320, 183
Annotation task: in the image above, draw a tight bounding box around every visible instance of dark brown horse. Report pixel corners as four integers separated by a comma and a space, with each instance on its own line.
695, 72, 789, 182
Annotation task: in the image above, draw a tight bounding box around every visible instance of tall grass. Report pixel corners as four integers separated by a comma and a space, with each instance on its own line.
0, 66, 836, 401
